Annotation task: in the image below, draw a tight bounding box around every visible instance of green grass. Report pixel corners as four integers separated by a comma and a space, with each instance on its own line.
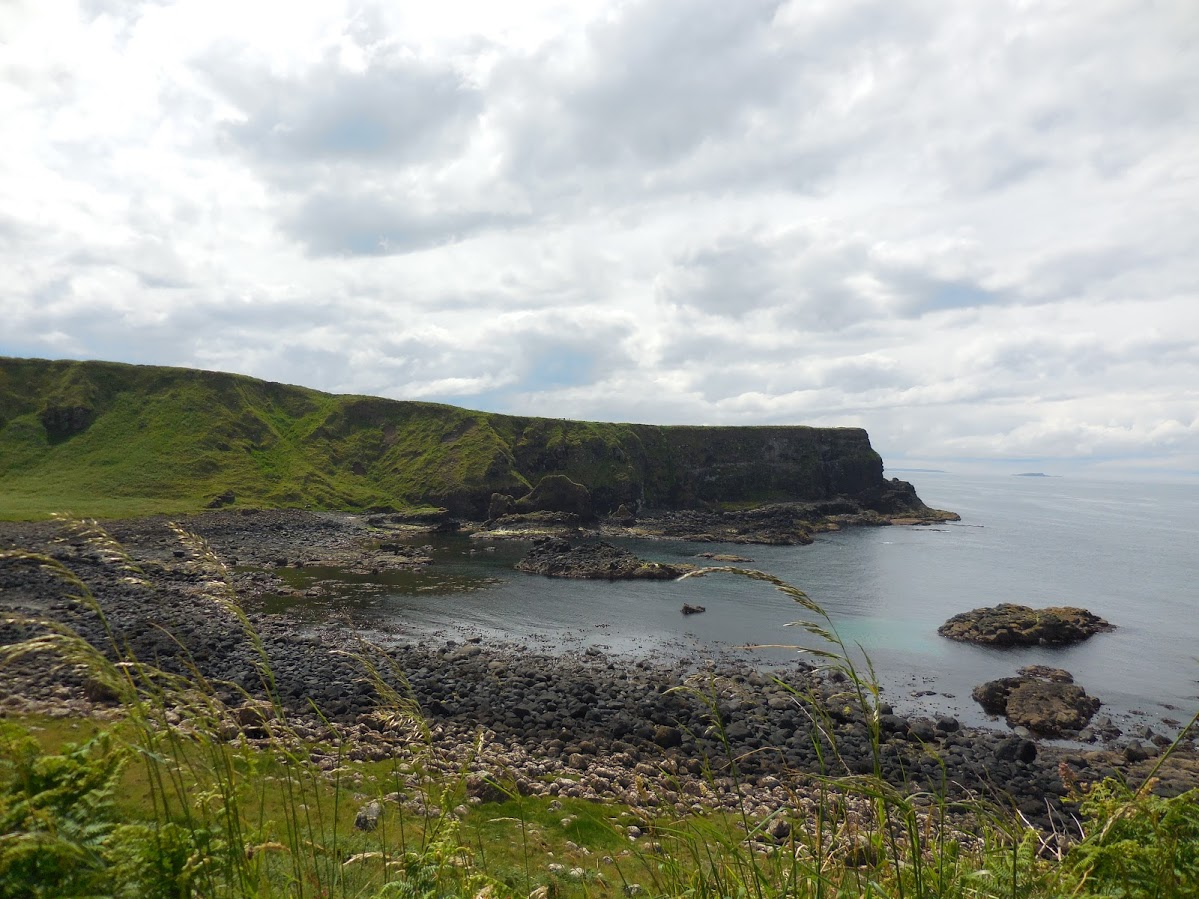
0, 357, 887, 520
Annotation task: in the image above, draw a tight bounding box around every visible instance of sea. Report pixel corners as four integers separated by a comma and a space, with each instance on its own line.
264, 473, 1199, 739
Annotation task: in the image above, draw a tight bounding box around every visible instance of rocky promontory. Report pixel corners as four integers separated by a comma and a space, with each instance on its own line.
1, 357, 958, 525
938, 603, 1113, 646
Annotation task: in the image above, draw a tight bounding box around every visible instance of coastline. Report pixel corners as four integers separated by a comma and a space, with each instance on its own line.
2, 509, 1196, 834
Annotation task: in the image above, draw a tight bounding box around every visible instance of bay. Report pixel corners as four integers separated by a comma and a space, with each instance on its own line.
265, 473, 1199, 738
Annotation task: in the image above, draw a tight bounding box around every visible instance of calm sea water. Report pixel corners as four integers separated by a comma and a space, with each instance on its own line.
267, 473, 1199, 736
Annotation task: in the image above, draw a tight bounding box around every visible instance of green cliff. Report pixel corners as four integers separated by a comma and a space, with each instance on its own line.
0, 357, 924, 520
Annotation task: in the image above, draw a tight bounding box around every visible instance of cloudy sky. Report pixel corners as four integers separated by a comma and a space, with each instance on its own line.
2, 0, 1196, 477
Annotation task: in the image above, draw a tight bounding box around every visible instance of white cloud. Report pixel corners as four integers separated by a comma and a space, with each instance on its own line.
1, 0, 1197, 476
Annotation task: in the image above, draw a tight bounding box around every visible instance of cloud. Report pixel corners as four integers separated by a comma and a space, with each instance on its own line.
282, 189, 526, 256
0, 0, 1196, 476
219, 53, 481, 168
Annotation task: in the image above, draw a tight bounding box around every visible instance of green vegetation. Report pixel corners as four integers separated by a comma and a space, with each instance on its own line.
0, 357, 885, 520
2, 523, 1196, 897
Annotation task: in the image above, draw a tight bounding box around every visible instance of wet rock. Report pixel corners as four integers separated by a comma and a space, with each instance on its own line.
631, 505, 816, 545
1124, 742, 1152, 763
973, 671, 1102, 738
972, 677, 1025, 716
695, 552, 753, 562
1018, 665, 1073, 683
1006, 681, 1101, 737
939, 603, 1113, 646
516, 537, 694, 580
907, 718, 936, 742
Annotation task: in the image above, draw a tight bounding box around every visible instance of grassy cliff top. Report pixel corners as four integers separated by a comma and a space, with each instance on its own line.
0, 357, 885, 520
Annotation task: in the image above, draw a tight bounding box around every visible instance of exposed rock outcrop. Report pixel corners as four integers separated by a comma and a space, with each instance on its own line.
514, 475, 594, 520
938, 603, 1113, 646
628, 504, 817, 545
515, 537, 694, 580
40, 404, 94, 440
973, 669, 1102, 738
611, 504, 637, 526
488, 493, 515, 520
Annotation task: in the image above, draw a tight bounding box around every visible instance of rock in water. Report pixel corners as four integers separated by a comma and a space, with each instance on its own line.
972, 669, 1102, 738
938, 603, 1113, 646
681, 604, 706, 615
516, 537, 694, 580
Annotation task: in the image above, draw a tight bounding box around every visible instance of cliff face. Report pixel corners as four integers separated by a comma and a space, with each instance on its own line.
0, 357, 929, 520
486, 419, 890, 516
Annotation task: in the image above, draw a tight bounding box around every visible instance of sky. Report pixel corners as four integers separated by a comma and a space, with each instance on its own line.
1, 0, 1197, 478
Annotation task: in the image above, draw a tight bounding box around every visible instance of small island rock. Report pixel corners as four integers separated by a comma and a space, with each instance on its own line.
938, 603, 1112, 646
972, 669, 1102, 738
516, 537, 695, 580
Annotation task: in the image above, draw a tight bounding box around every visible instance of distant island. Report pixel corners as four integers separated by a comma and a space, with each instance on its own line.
1014, 472, 1052, 478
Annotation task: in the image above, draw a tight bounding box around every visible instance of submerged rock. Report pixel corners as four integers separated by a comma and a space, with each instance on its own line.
938, 603, 1113, 646
515, 537, 694, 580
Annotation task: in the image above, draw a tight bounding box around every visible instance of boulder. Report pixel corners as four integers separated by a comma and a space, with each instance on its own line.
972, 677, 1025, 716
488, 493, 515, 520
612, 503, 637, 526
653, 725, 683, 748
1004, 680, 1101, 737
207, 490, 236, 509
938, 603, 1113, 646
972, 669, 1102, 738
354, 800, 382, 832
465, 774, 508, 803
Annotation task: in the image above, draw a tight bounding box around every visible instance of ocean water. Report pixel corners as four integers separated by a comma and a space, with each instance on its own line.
266, 473, 1199, 737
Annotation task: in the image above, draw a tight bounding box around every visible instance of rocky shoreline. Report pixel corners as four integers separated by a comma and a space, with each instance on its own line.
2, 510, 1196, 835
473, 500, 960, 546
